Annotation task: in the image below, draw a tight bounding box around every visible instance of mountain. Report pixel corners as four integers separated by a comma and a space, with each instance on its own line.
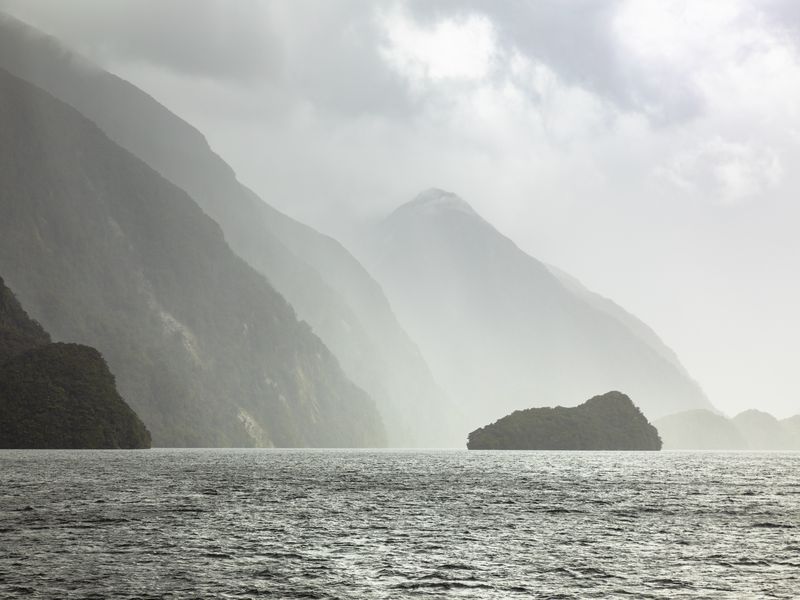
0, 274, 50, 363
364, 188, 712, 431
782, 415, 800, 439
0, 276, 150, 449
0, 13, 452, 447
654, 409, 747, 450
655, 409, 800, 450
0, 66, 385, 447
467, 391, 662, 450
546, 265, 691, 376
732, 410, 793, 451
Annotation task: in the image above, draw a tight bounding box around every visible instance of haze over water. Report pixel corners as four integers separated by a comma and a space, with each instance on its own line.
2, 449, 799, 599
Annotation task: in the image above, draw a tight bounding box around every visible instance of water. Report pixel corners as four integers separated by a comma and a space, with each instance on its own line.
1, 450, 798, 599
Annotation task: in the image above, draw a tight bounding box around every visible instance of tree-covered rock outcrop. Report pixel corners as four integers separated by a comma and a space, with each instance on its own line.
0, 343, 152, 449
0, 276, 150, 448
467, 391, 662, 450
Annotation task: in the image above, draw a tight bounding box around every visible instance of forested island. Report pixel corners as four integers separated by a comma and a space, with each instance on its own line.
467, 391, 662, 450
0, 276, 150, 449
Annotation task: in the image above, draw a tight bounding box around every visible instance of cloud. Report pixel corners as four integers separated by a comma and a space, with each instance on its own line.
0, 0, 282, 81
656, 138, 783, 205
4, 0, 798, 216
0, 0, 424, 118
400, 0, 707, 124
2, 0, 800, 417
380, 9, 497, 84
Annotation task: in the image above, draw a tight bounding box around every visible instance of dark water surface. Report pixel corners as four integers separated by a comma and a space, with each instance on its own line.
1, 450, 799, 599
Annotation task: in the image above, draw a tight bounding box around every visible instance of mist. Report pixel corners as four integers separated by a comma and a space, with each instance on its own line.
2, 0, 797, 419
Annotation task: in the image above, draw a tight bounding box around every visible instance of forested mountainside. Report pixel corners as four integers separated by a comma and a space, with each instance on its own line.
0, 67, 384, 447
0, 13, 454, 446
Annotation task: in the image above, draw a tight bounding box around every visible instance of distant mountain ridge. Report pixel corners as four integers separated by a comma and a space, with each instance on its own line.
0, 66, 384, 447
656, 409, 800, 450
0, 12, 452, 446
364, 188, 712, 431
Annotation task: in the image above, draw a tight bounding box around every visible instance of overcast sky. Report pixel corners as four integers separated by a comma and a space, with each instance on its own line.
3, 0, 799, 418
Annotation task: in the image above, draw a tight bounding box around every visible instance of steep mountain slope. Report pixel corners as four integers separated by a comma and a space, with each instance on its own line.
0, 67, 384, 447
0, 274, 50, 363
546, 265, 692, 376
365, 188, 712, 430
0, 13, 452, 446
0, 276, 150, 449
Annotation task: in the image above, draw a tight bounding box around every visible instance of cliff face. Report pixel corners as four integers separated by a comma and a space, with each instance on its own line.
467, 391, 662, 450
0, 68, 385, 447
0, 276, 150, 449
0, 13, 451, 447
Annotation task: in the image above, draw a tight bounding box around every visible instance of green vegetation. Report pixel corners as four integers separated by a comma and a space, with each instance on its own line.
0, 343, 151, 448
467, 391, 662, 450
0, 14, 448, 447
0, 68, 385, 447
0, 275, 50, 363
0, 276, 150, 448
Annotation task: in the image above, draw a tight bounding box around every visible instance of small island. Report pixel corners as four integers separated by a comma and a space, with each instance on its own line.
0, 276, 151, 449
467, 391, 662, 450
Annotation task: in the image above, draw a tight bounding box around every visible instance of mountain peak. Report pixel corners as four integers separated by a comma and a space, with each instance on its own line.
397, 188, 477, 218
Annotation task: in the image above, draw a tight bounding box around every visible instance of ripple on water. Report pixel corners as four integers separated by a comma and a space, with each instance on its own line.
1, 449, 799, 599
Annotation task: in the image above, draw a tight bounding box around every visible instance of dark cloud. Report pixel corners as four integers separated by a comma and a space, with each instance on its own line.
0, 0, 282, 81
0, 0, 419, 117
0, 0, 717, 123
8, 0, 799, 126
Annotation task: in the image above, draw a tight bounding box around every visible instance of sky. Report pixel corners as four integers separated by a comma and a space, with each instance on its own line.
2, 0, 798, 418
